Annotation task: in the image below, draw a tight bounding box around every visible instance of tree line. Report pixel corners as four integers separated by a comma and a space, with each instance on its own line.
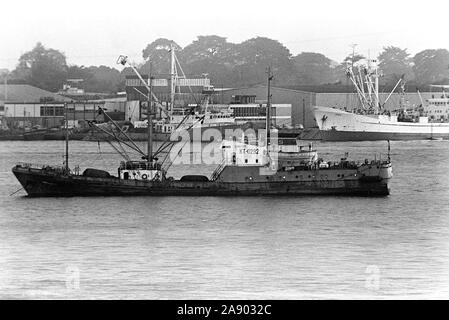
2, 37, 449, 94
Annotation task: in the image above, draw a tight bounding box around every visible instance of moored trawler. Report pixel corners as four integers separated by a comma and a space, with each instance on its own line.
314, 59, 449, 141
12, 66, 393, 197
12, 140, 392, 197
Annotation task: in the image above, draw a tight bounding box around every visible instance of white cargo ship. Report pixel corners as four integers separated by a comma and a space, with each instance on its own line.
313, 59, 449, 141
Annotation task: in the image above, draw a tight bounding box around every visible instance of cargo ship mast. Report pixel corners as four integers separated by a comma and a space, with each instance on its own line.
147, 62, 153, 163
266, 66, 273, 147
170, 44, 176, 113
346, 58, 404, 115
64, 102, 69, 171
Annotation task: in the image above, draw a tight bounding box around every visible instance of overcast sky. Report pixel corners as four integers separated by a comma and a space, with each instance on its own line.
1, 0, 448, 71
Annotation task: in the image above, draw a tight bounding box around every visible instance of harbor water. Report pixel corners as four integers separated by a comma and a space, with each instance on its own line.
0, 140, 449, 299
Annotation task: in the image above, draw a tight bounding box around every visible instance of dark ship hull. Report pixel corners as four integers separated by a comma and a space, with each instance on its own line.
12, 164, 391, 197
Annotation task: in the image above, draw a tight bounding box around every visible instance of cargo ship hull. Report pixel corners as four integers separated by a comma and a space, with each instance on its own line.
319, 130, 448, 141
12, 165, 390, 197
314, 106, 449, 141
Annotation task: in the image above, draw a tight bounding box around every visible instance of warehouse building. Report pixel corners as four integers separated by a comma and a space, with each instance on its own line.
125, 75, 209, 105
227, 94, 292, 127
0, 84, 122, 129
0, 84, 72, 129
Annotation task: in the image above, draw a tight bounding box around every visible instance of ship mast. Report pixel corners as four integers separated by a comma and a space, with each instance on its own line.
170, 44, 176, 113
373, 60, 380, 114
266, 66, 273, 147
148, 62, 153, 163
64, 102, 69, 172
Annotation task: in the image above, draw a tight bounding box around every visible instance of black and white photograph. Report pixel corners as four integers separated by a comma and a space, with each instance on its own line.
1, 0, 449, 303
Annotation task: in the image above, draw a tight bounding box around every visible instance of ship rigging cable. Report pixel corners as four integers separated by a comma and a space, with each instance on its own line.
86, 109, 141, 162
113, 48, 213, 171
87, 121, 131, 162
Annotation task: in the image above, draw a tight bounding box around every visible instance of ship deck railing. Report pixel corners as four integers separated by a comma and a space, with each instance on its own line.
280, 158, 389, 172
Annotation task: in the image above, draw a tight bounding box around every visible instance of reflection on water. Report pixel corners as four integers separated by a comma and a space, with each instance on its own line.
0, 140, 449, 299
